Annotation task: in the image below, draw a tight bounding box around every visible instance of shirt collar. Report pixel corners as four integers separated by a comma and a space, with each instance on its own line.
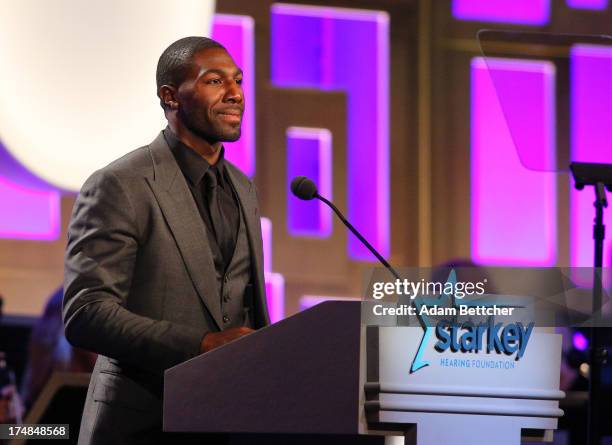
163, 126, 227, 187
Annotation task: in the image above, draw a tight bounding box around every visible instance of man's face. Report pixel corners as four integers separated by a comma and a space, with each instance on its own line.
176, 47, 244, 144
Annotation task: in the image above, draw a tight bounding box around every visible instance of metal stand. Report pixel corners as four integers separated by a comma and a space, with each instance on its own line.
570, 163, 612, 445
587, 182, 606, 445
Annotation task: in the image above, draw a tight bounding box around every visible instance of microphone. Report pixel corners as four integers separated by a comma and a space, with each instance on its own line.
290, 176, 317, 200
290, 176, 400, 280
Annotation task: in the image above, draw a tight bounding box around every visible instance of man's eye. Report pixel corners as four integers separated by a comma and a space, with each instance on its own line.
207, 78, 222, 85
236, 78, 243, 85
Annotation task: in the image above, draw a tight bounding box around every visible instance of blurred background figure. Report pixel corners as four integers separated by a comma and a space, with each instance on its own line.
0, 351, 23, 424
20, 287, 96, 412
0, 293, 24, 424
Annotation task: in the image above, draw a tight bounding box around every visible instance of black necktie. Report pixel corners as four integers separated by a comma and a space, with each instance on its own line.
204, 167, 233, 268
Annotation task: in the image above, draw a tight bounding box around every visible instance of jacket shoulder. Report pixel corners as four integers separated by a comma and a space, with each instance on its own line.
101, 145, 153, 178
225, 160, 254, 189
80, 134, 161, 190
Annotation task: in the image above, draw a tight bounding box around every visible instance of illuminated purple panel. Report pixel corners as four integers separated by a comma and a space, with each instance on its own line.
212, 14, 255, 176
452, 0, 550, 25
471, 57, 557, 266
261, 217, 272, 273
265, 272, 285, 323
271, 4, 390, 260
570, 45, 612, 267
299, 295, 360, 311
260, 217, 285, 322
567, 0, 608, 10
286, 127, 332, 237
0, 176, 60, 240
0, 141, 60, 240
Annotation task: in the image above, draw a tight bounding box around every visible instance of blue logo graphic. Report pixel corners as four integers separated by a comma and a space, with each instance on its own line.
409, 271, 533, 373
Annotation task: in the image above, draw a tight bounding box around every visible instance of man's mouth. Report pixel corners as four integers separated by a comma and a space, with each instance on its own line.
217, 109, 242, 124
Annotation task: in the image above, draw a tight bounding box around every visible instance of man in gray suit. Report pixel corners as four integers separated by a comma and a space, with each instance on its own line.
63, 36, 269, 445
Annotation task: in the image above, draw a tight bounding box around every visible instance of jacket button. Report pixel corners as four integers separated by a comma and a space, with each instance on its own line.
223, 295, 230, 303
224, 275, 229, 283
223, 315, 230, 323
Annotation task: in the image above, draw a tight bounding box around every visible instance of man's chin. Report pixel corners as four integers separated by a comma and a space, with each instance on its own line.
221, 129, 241, 143
188, 125, 241, 144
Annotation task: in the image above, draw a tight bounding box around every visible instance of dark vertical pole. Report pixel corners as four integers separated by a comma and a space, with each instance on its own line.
588, 182, 605, 445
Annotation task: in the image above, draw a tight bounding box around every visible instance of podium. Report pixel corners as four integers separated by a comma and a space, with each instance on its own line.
164, 301, 564, 444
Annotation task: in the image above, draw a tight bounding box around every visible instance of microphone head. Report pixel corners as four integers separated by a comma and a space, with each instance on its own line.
290, 176, 318, 200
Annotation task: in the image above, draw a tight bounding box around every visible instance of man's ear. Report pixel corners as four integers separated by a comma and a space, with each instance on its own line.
159, 85, 179, 110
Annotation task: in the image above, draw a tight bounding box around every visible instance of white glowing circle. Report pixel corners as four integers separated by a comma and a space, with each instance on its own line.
0, 0, 215, 191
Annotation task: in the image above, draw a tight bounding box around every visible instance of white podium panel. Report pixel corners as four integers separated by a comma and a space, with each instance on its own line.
360, 326, 564, 445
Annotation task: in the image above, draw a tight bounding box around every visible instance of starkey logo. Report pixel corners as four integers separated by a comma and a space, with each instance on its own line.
406, 271, 535, 373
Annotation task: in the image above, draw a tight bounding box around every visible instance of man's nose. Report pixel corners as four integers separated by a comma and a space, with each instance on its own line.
224, 81, 243, 103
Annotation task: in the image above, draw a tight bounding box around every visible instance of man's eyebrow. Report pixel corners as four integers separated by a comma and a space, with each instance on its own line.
202, 68, 244, 77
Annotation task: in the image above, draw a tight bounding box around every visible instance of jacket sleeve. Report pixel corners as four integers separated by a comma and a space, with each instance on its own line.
63, 168, 204, 373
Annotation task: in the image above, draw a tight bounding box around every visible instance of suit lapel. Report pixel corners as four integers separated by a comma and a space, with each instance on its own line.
145, 132, 223, 330
225, 164, 270, 327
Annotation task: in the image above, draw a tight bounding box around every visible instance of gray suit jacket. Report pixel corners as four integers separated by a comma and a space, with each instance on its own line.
63, 132, 269, 444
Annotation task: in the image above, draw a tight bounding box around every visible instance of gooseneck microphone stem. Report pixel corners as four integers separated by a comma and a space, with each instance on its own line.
315, 193, 400, 280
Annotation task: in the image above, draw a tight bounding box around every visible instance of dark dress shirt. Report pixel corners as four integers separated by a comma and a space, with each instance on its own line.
163, 128, 240, 273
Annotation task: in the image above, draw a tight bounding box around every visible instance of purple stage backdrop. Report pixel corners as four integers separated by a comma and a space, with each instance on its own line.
286, 127, 333, 238
453, 0, 550, 25
271, 3, 390, 261
212, 14, 255, 177
470, 57, 557, 266
3, 5, 612, 290
570, 45, 612, 267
